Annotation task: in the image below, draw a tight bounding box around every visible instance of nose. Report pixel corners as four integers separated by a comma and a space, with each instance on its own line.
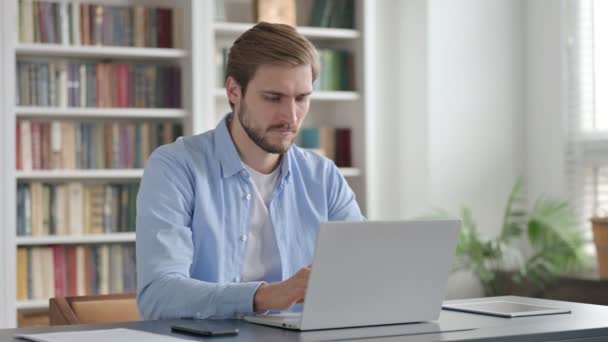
280, 98, 297, 124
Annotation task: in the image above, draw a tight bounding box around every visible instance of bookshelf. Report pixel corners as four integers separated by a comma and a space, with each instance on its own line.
0, 0, 372, 328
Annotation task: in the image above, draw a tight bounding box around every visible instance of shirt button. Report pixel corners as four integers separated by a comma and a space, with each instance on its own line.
240, 235, 248, 242
245, 193, 251, 200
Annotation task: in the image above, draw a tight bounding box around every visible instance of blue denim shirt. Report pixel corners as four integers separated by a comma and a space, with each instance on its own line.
136, 114, 364, 320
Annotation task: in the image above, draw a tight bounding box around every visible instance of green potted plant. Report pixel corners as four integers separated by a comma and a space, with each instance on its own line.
430, 178, 590, 296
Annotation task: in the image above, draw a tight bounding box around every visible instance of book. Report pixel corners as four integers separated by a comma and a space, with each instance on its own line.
16, 123, 22, 170
313, 49, 355, 91
66, 246, 78, 296
68, 182, 83, 235
335, 128, 352, 167
109, 244, 124, 293
76, 246, 86, 295
52, 246, 67, 298
98, 245, 110, 295
20, 121, 32, 171
309, 0, 354, 29
30, 182, 43, 236
55, 184, 68, 235
30, 248, 43, 299
17, 248, 29, 301
41, 247, 55, 300
255, 0, 296, 26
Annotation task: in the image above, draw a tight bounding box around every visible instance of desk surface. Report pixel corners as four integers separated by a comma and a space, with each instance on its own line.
4, 296, 608, 341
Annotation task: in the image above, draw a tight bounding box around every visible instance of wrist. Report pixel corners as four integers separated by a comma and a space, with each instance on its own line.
253, 283, 270, 312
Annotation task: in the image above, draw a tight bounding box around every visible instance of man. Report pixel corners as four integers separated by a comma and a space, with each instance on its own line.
136, 22, 364, 320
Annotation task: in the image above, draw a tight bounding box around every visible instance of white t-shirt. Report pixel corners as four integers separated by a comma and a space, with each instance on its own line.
240, 163, 283, 283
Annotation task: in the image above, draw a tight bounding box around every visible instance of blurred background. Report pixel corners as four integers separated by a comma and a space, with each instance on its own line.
0, 0, 606, 329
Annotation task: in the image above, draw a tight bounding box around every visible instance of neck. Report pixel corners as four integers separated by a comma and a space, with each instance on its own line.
228, 114, 282, 174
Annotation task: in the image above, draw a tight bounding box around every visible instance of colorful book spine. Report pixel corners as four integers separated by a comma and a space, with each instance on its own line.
19, 2, 181, 48
17, 243, 136, 301
17, 182, 140, 237
16, 61, 181, 108
16, 120, 181, 171
298, 126, 349, 166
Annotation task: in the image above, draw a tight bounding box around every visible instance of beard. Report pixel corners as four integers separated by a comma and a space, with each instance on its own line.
237, 102, 297, 154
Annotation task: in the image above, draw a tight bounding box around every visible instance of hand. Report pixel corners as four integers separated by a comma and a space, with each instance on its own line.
253, 266, 311, 312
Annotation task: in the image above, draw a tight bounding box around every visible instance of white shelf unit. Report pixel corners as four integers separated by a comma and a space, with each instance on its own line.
214, 22, 361, 40
16, 300, 48, 310
16, 233, 136, 246
213, 88, 360, 101
15, 169, 145, 180
15, 107, 187, 119
1, 0, 202, 328
339, 167, 362, 177
15, 168, 358, 180
15, 44, 188, 59
0, 0, 373, 328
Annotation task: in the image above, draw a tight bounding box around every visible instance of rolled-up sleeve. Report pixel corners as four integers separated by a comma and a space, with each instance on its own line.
136, 146, 264, 320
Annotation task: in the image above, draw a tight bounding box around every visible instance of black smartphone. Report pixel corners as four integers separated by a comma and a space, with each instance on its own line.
171, 324, 239, 337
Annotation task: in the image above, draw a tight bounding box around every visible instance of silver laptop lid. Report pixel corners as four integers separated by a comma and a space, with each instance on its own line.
299, 220, 461, 330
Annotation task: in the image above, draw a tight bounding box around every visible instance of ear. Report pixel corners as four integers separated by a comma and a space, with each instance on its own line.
226, 76, 242, 106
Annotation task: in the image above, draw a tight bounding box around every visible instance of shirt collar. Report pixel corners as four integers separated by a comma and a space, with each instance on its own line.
214, 113, 292, 182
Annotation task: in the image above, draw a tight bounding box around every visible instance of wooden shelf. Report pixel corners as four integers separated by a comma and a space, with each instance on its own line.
214, 88, 359, 101
214, 22, 360, 40
15, 107, 186, 119
16, 169, 144, 180
15, 44, 188, 59
16, 233, 136, 246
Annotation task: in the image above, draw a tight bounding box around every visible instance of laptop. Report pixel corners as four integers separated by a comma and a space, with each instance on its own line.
244, 220, 461, 331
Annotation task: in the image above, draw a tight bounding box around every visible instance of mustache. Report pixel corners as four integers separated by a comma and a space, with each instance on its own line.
268, 123, 297, 132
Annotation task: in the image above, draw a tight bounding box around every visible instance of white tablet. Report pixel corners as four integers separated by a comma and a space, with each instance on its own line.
442, 300, 571, 318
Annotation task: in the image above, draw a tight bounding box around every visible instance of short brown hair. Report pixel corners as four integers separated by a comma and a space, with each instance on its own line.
226, 22, 319, 106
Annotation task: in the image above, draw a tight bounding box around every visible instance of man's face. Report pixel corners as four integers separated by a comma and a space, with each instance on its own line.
235, 64, 312, 154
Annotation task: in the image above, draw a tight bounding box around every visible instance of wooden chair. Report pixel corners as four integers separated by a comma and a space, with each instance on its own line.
49, 293, 140, 325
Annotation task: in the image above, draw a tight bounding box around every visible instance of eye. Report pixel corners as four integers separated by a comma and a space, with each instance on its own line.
296, 95, 309, 102
265, 95, 281, 102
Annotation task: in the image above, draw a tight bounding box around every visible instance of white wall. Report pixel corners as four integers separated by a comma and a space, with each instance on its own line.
525, 0, 567, 201
428, 0, 525, 237
367, 0, 430, 220
0, 0, 6, 327
371, 0, 526, 298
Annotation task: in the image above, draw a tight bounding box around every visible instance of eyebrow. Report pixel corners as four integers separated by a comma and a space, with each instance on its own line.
261, 90, 313, 97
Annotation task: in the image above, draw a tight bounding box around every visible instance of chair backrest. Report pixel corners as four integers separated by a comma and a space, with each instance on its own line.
49, 293, 139, 325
